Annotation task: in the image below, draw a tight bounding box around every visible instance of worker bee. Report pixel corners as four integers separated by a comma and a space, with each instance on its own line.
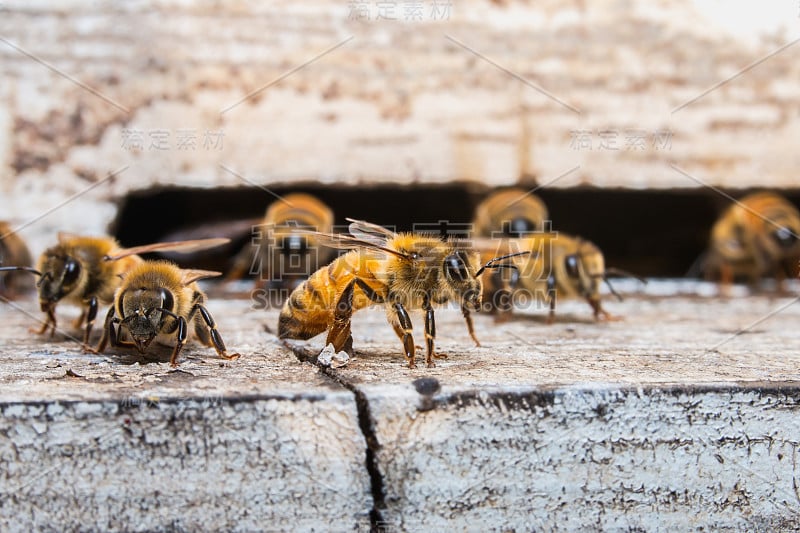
94, 260, 240, 367
477, 233, 636, 322
278, 219, 524, 369
702, 192, 800, 286
0, 234, 229, 343
0, 222, 34, 299
228, 193, 335, 302
472, 188, 549, 238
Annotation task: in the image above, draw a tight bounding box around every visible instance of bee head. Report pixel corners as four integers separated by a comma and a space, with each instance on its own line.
443, 250, 482, 310
119, 287, 175, 353
36, 254, 83, 309
562, 241, 605, 299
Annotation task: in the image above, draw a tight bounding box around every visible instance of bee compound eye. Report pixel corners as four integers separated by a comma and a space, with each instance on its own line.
503, 217, 536, 237
772, 226, 798, 249
158, 288, 174, 312
62, 258, 81, 285
564, 254, 580, 278
445, 254, 469, 282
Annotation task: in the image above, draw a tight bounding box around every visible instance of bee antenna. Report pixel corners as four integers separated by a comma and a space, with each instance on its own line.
476, 251, 530, 277
155, 307, 179, 319
36, 271, 52, 288
0, 266, 43, 277
0, 266, 45, 287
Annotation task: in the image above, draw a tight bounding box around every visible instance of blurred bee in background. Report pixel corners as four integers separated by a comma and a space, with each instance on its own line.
228, 193, 335, 304
278, 219, 525, 369
477, 233, 638, 323
0, 222, 33, 300
701, 192, 800, 288
0, 234, 228, 343
94, 260, 240, 367
472, 188, 549, 238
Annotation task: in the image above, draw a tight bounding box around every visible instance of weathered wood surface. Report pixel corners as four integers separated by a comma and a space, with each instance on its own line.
1, 280, 799, 530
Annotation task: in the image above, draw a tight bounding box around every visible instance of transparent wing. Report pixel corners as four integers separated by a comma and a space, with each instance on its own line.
300, 230, 409, 260
345, 218, 396, 247
104, 238, 230, 261
180, 269, 223, 285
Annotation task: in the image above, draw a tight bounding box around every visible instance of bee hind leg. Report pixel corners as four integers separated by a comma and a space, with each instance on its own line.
326, 279, 356, 355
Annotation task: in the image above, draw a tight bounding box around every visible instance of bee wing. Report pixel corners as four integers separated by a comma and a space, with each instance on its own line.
345, 218, 396, 246
104, 238, 231, 261
304, 230, 410, 260
180, 269, 223, 285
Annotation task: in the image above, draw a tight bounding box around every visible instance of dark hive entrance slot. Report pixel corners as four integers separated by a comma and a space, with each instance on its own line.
110, 185, 800, 278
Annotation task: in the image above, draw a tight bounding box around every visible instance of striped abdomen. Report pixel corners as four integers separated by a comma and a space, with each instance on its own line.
277, 251, 383, 340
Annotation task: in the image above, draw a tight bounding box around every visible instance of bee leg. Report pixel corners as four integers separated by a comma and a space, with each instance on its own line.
546, 274, 557, 325
169, 316, 188, 367
422, 295, 440, 367
461, 304, 480, 347
189, 304, 241, 361
82, 297, 98, 345
393, 301, 416, 369
93, 307, 118, 354
589, 297, 622, 322
325, 279, 356, 355
32, 306, 57, 337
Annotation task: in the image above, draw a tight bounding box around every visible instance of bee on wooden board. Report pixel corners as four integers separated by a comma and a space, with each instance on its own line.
477, 233, 638, 323
93, 260, 240, 367
472, 188, 549, 238
228, 193, 335, 300
0, 222, 34, 300
0, 234, 229, 344
701, 192, 800, 287
278, 219, 525, 369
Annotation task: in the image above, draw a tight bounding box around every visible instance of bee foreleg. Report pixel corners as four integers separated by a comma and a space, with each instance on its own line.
95, 307, 118, 353
188, 304, 241, 362
546, 274, 557, 325
32, 306, 57, 337
326, 279, 355, 355
82, 296, 98, 344
461, 304, 480, 347
422, 295, 440, 367
165, 316, 189, 367
392, 301, 416, 369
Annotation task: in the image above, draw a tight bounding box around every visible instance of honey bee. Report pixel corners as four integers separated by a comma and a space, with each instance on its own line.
95, 260, 240, 366
278, 219, 524, 369
0, 222, 34, 299
0, 234, 229, 344
478, 233, 635, 322
228, 193, 335, 299
702, 192, 800, 286
472, 188, 549, 237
